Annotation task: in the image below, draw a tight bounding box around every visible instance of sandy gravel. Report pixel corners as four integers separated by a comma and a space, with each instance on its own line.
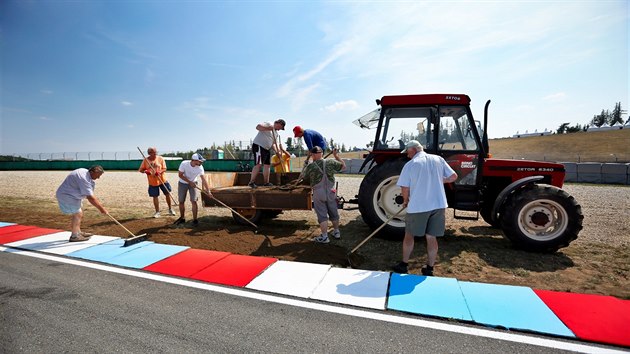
0, 170, 628, 247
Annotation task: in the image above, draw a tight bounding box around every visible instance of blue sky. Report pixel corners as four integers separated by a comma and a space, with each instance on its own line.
1, 0, 628, 156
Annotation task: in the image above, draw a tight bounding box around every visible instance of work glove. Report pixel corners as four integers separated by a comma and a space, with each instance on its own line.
144, 169, 152, 175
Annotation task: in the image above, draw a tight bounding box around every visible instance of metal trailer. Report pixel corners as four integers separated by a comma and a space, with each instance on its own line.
201, 171, 312, 225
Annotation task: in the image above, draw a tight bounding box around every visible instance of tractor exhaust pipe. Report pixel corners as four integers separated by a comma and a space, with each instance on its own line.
482, 100, 491, 157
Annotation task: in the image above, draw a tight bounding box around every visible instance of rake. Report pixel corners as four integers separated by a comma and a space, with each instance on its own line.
106, 213, 149, 247
347, 207, 406, 268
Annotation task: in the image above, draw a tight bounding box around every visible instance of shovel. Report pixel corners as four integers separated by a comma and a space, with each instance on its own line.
106, 213, 149, 247
347, 207, 406, 268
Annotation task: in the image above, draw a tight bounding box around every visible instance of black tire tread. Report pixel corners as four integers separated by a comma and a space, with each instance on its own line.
500, 184, 583, 252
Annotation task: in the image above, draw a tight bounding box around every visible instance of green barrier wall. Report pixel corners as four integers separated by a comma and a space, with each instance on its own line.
0, 159, 252, 171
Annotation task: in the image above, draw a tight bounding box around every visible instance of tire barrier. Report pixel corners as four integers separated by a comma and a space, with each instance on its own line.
561, 162, 630, 185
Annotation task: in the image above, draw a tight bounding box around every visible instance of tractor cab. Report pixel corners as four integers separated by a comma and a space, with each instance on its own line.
354, 94, 488, 215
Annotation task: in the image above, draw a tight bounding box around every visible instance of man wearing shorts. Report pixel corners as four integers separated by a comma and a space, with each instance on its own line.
174, 153, 211, 226
138, 147, 175, 218
392, 140, 458, 276
302, 146, 345, 244
55, 165, 108, 242
248, 119, 286, 188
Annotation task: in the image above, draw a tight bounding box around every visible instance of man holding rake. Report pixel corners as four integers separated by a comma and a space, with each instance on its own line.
138, 147, 176, 218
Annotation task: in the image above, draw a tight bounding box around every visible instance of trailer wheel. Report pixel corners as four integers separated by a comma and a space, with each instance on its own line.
500, 185, 583, 252
232, 208, 263, 225
357, 159, 407, 239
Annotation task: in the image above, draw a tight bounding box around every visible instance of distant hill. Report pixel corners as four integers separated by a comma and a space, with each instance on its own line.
489, 129, 629, 163
289, 129, 629, 168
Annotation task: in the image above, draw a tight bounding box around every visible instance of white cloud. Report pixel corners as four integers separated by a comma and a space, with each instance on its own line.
127, 124, 134, 128
121, 101, 133, 106
40, 90, 53, 95
543, 92, 567, 102
179, 97, 213, 112
290, 83, 321, 112
276, 41, 352, 105
177, 96, 269, 125
39, 116, 51, 121
145, 68, 155, 84
323, 100, 359, 112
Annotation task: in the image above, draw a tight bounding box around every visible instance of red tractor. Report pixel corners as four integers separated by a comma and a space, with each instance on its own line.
353, 94, 583, 252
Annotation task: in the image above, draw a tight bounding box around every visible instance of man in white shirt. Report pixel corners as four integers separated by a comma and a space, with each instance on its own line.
174, 153, 211, 226
55, 165, 108, 242
392, 140, 458, 276
248, 119, 286, 188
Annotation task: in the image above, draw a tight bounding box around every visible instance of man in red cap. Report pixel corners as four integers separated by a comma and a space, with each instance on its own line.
293, 126, 327, 160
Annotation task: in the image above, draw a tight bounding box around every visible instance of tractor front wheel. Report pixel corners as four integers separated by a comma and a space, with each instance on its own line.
357, 159, 407, 239
500, 185, 583, 252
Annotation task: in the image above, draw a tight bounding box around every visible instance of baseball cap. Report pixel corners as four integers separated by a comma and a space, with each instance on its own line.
191, 153, 206, 162
275, 119, 286, 130
310, 146, 323, 154
401, 140, 422, 153
293, 126, 302, 137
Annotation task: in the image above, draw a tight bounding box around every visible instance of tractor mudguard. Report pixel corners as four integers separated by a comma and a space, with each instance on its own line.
490, 175, 544, 224
358, 153, 375, 174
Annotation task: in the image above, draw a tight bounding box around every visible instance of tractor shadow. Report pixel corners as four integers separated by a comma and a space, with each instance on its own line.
334, 217, 575, 273
439, 226, 575, 272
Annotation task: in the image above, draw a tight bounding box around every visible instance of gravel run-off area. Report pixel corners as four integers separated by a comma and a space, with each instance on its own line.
0, 171, 628, 299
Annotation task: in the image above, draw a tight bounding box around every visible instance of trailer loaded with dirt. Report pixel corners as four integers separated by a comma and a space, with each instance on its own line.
201, 171, 312, 225
351, 93, 584, 252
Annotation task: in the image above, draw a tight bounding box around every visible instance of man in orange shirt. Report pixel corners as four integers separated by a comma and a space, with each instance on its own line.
138, 147, 176, 218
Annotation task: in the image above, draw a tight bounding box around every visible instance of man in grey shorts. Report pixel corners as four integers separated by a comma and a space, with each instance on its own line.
392, 140, 458, 276
302, 146, 346, 244
55, 165, 108, 242
174, 153, 211, 226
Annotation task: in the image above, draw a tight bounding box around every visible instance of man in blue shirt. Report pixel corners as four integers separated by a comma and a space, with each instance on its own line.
293, 126, 327, 157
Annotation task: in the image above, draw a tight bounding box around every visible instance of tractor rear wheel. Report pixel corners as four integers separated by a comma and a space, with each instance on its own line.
357, 159, 407, 239
500, 185, 583, 252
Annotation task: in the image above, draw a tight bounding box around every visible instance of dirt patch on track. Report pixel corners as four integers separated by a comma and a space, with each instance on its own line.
0, 171, 628, 299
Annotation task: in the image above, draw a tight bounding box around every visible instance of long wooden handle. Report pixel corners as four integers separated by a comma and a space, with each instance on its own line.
271, 129, 285, 173
349, 207, 406, 254
195, 186, 258, 229
106, 212, 137, 238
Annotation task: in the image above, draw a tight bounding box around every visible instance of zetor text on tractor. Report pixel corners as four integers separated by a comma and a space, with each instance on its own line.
352, 94, 583, 253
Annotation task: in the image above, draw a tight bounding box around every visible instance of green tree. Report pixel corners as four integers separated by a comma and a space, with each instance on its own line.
556, 122, 570, 134
609, 102, 625, 125
566, 123, 583, 133
591, 109, 609, 127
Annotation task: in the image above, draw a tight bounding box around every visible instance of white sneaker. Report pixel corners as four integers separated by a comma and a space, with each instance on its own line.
167, 209, 176, 216
331, 229, 341, 239
311, 234, 330, 244
153, 211, 161, 218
